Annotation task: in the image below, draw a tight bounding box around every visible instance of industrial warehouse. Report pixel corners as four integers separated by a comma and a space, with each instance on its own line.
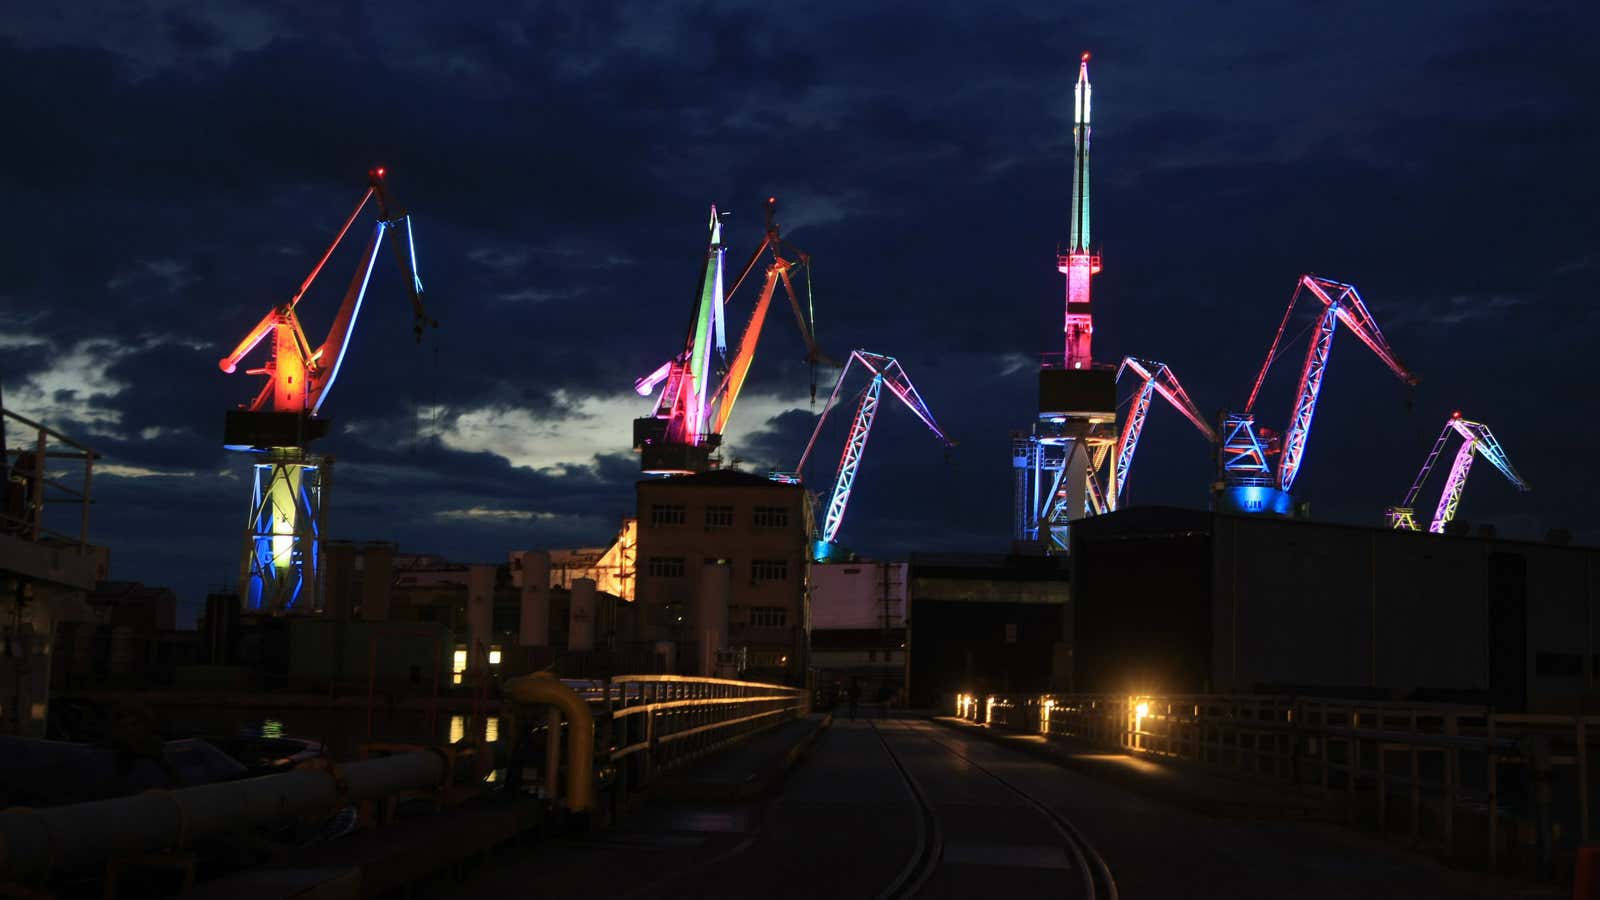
2, 23, 1591, 900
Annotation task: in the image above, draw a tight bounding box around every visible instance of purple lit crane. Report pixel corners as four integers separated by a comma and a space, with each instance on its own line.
1216, 275, 1418, 516
797, 351, 952, 559
1386, 413, 1528, 533
1095, 357, 1217, 513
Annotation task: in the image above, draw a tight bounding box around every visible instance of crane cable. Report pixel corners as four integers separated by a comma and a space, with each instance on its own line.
805, 258, 819, 406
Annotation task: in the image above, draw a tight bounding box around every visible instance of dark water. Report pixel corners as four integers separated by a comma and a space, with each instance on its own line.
155, 706, 503, 762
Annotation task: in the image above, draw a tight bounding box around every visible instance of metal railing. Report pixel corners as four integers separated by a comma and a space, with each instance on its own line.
2, 403, 97, 548
605, 675, 809, 788
959, 691, 1575, 878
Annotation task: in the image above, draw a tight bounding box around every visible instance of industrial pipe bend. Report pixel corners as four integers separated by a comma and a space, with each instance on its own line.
504, 672, 595, 813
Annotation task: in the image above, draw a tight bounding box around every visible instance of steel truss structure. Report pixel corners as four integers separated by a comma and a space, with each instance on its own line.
798, 350, 951, 555
1100, 357, 1215, 512
242, 450, 328, 612
220, 168, 430, 612
1217, 275, 1417, 516
1386, 413, 1528, 533
635, 199, 827, 475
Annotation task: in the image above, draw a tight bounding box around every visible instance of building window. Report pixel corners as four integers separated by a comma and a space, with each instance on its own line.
650, 504, 686, 526
705, 504, 734, 528
750, 650, 789, 668
750, 606, 788, 628
753, 505, 789, 528
1537, 652, 1582, 677
751, 559, 789, 582
648, 556, 685, 578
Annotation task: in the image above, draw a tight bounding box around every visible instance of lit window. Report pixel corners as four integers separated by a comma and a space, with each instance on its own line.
753, 506, 789, 528
751, 559, 789, 582
650, 503, 686, 526
488, 649, 502, 666
452, 649, 467, 673
648, 556, 685, 578
750, 606, 787, 628
705, 504, 734, 528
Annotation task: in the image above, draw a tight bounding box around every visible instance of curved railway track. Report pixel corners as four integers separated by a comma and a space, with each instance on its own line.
871, 719, 1119, 900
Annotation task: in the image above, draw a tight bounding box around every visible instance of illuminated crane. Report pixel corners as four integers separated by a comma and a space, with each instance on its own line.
634, 199, 826, 474
218, 168, 431, 612
1216, 275, 1417, 516
1016, 52, 1117, 551
797, 350, 952, 559
1386, 413, 1528, 533
1091, 357, 1216, 513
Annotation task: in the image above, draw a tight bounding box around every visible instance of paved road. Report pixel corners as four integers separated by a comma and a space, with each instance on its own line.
447, 716, 1555, 899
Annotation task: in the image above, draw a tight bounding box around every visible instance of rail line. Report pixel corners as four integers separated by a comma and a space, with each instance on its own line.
872, 718, 1118, 900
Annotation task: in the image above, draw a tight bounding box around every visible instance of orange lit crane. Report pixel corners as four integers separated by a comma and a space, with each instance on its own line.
218, 168, 433, 612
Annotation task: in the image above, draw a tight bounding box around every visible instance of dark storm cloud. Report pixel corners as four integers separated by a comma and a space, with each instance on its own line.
2, 0, 1596, 606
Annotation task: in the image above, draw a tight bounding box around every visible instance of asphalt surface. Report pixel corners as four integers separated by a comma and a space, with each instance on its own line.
446, 715, 1559, 899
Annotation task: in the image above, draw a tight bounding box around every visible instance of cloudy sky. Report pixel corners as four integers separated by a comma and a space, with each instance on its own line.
3, 1, 1596, 619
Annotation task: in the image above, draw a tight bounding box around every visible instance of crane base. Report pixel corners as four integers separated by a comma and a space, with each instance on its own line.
1214, 484, 1296, 517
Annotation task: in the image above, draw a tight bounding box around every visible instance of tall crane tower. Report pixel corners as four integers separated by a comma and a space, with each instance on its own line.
634, 199, 827, 474
1014, 53, 1116, 552
1215, 275, 1417, 516
1386, 412, 1528, 533
796, 350, 952, 560
218, 168, 431, 612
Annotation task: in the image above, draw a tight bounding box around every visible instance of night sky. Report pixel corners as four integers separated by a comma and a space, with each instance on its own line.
3, 3, 1596, 622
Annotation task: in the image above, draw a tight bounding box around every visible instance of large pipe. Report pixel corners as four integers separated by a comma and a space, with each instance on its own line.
503, 672, 594, 813
0, 750, 445, 881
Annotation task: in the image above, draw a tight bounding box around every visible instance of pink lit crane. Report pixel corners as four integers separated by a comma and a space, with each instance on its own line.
634, 199, 826, 474
797, 350, 952, 558
1216, 275, 1417, 516
1386, 413, 1528, 533
1093, 357, 1216, 513
218, 168, 432, 612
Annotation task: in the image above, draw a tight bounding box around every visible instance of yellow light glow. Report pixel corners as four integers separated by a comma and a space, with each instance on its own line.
1135, 701, 1149, 719
452, 649, 467, 673
485, 716, 499, 742
488, 649, 502, 666
449, 714, 465, 744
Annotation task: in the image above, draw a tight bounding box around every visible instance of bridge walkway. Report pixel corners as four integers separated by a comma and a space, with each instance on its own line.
446, 714, 1555, 899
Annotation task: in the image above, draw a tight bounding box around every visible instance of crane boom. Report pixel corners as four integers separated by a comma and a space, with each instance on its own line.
801, 350, 952, 550
1105, 357, 1217, 511
1272, 275, 1417, 494
635, 199, 827, 474
1387, 413, 1528, 532
218, 168, 431, 423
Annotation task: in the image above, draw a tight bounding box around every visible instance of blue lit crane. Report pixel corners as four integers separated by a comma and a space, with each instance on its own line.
797, 350, 952, 559
1216, 275, 1418, 516
1386, 413, 1528, 533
